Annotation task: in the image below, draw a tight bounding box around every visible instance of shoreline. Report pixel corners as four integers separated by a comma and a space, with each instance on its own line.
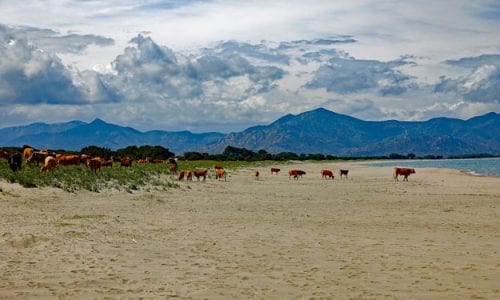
362, 157, 500, 177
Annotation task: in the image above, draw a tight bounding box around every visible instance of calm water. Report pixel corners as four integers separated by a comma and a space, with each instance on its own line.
368, 158, 500, 177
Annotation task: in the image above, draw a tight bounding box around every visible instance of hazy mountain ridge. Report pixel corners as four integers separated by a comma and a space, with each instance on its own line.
1, 108, 499, 156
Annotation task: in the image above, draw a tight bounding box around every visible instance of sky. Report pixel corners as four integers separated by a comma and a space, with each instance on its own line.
0, 0, 499, 132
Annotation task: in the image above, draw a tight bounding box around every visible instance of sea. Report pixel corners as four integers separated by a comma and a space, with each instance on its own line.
367, 158, 500, 177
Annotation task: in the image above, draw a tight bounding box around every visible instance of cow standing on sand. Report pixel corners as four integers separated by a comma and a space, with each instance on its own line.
271, 167, 280, 175
393, 167, 415, 181
321, 169, 334, 179
215, 168, 227, 181
193, 169, 208, 181
340, 169, 349, 179
289, 169, 306, 180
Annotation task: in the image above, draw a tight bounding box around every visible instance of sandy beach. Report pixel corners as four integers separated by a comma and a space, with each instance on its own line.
1, 162, 499, 299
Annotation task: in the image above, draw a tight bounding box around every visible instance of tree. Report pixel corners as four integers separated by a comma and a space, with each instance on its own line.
80, 146, 113, 159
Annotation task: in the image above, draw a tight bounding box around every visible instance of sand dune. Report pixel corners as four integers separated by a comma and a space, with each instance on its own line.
1, 162, 499, 298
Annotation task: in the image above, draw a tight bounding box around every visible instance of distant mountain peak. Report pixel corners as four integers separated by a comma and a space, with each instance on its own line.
90, 118, 108, 125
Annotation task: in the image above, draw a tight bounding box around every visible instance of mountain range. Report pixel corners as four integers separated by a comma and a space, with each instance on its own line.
1, 108, 499, 156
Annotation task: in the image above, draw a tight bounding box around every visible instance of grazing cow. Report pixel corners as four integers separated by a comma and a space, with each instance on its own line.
186, 170, 193, 181
28, 151, 49, 166
213, 164, 224, 170
178, 170, 185, 181
340, 169, 349, 179
271, 167, 280, 175
100, 159, 113, 167
0, 149, 10, 160
393, 167, 416, 182
23, 147, 34, 160
321, 169, 334, 179
193, 169, 208, 181
87, 158, 102, 173
255, 171, 260, 179
8, 153, 22, 172
79, 154, 91, 165
289, 169, 306, 180
121, 157, 132, 167
40, 156, 57, 173
215, 168, 227, 181
57, 154, 81, 166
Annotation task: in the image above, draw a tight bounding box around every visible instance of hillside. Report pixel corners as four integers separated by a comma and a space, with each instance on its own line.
1, 109, 499, 156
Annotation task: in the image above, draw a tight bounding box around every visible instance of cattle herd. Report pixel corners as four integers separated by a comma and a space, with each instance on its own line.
0, 146, 417, 183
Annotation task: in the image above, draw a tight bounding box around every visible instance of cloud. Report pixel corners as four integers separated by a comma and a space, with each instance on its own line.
305, 56, 415, 95
0, 24, 118, 105
434, 55, 500, 104
107, 35, 285, 101
5, 25, 114, 54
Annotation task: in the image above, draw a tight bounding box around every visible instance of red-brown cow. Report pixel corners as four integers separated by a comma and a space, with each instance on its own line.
186, 170, 193, 181
193, 169, 208, 181
28, 151, 49, 166
121, 157, 132, 167
100, 159, 113, 167
215, 168, 227, 181
271, 167, 280, 175
57, 154, 81, 166
88, 158, 102, 173
40, 156, 57, 173
393, 167, 416, 181
321, 169, 334, 179
169, 164, 178, 173
178, 170, 185, 181
23, 147, 34, 160
289, 169, 306, 180
213, 164, 224, 170
0, 149, 10, 160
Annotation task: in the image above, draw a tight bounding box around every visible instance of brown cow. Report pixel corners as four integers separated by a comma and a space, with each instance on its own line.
0, 149, 10, 160
88, 158, 102, 173
193, 169, 208, 181
41, 156, 58, 173
340, 169, 349, 179
213, 164, 224, 170
100, 159, 113, 167
271, 167, 280, 175
178, 170, 185, 181
169, 164, 178, 173
121, 157, 132, 167
289, 169, 306, 180
255, 171, 260, 179
393, 167, 416, 181
321, 169, 334, 179
186, 170, 193, 181
23, 147, 34, 160
57, 154, 81, 166
28, 151, 48, 165
215, 168, 227, 181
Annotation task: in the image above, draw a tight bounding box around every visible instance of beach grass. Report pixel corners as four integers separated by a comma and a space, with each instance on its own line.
0, 159, 279, 192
